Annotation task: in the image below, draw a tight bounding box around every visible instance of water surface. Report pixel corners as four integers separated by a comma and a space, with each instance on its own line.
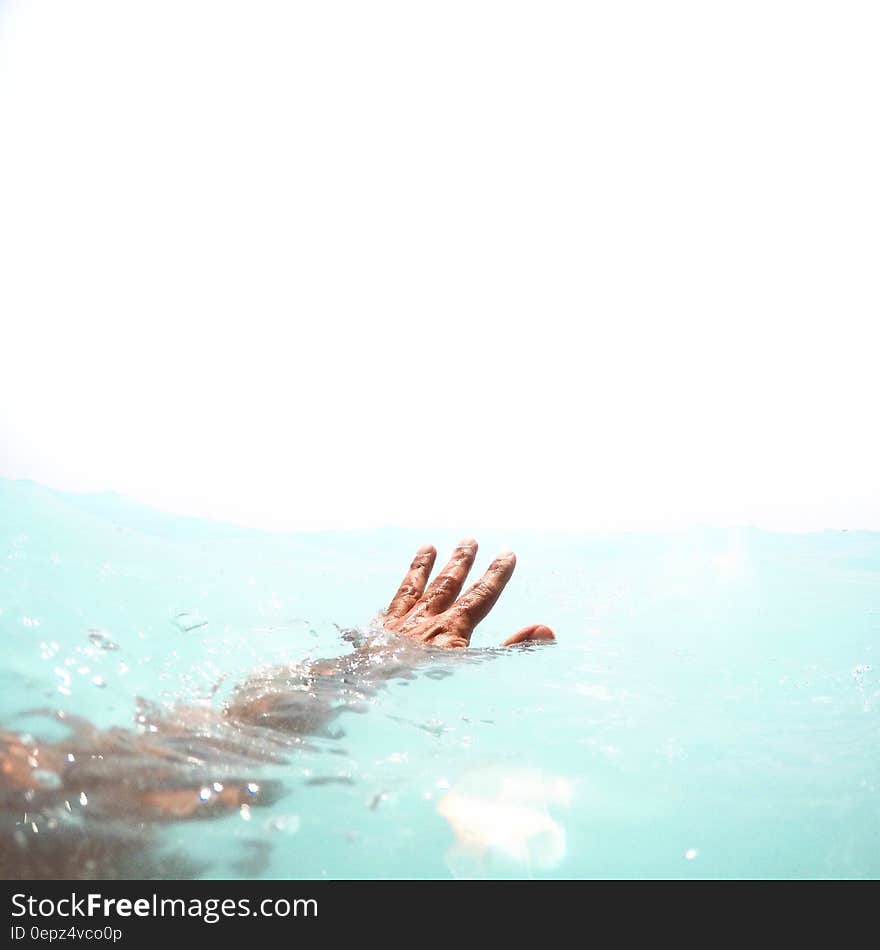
1, 480, 877, 878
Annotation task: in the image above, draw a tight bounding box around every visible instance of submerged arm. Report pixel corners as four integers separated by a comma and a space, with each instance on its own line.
1, 539, 555, 878
225, 539, 555, 735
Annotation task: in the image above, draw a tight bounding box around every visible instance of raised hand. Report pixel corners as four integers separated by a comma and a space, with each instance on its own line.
382, 539, 555, 649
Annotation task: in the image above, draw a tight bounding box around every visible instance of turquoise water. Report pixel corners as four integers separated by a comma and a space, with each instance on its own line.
1, 478, 878, 879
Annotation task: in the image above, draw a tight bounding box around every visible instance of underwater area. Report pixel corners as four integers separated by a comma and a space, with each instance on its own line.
1, 479, 878, 879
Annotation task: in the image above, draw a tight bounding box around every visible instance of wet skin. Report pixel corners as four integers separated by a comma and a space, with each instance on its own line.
382, 539, 555, 648
0, 541, 555, 878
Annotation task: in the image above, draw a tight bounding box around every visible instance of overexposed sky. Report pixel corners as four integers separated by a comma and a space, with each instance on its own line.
1, 1, 878, 531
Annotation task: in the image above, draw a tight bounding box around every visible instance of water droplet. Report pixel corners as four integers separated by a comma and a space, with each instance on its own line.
247, 782, 259, 795
79, 792, 88, 806
685, 848, 698, 861
213, 782, 224, 793
199, 787, 211, 802
240, 804, 251, 821
91, 675, 106, 688
267, 815, 300, 834
33, 770, 61, 789
174, 611, 208, 633
88, 629, 119, 651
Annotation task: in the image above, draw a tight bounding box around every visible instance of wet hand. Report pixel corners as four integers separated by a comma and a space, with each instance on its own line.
383, 539, 555, 649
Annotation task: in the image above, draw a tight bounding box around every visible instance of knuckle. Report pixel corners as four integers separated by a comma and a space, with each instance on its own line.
425, 576, 454, 602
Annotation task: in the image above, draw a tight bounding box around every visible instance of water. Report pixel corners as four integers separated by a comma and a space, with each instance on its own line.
1, 479, 878, 879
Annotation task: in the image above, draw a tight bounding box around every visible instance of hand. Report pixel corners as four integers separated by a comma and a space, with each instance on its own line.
382, 539, 555, 649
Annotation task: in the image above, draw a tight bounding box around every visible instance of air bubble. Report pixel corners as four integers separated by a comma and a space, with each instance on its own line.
267, 815, 300, 834
33, 770, 62, 789
88, 630, 119, 651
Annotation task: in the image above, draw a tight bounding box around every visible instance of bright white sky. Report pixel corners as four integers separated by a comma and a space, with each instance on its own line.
0, 1, 877, 532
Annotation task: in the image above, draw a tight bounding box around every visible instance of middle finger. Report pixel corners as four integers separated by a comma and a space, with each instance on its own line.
403, 538, 478, 623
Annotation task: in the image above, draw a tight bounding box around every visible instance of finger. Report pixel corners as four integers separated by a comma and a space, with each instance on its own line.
452, 550, 517, 629
385, 544, 436, 621
414, 538, 478, 616
501, 624, 556, 647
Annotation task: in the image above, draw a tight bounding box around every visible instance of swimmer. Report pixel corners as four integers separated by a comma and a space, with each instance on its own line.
227, 540, 555, 730
0, 540, 554, 879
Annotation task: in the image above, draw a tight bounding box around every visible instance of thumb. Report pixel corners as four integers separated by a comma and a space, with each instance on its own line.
501, 624, 555, 647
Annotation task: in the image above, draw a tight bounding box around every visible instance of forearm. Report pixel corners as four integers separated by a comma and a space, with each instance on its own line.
223, 632, 431, 736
